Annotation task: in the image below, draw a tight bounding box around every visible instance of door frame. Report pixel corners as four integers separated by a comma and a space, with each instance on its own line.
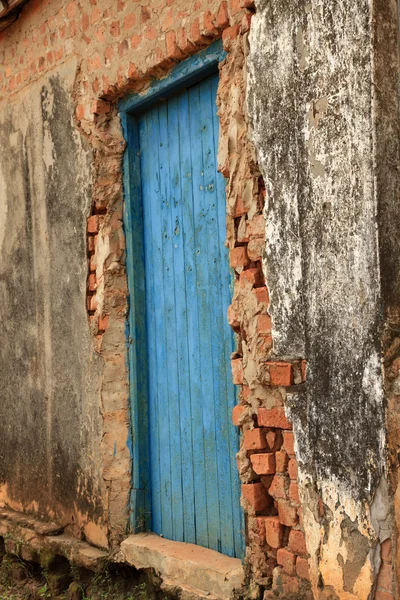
119, 40, 227, 533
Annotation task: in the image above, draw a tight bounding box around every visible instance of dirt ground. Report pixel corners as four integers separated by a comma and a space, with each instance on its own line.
0, 556, 154, 600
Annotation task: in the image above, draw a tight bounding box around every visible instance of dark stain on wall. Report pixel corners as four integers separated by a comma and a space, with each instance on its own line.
248, 0, 386, 503
0, 65, 104, 528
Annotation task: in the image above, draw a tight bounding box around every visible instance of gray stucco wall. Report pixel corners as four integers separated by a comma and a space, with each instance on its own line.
0, 59, 105, 535
248, 0, 399, 596
248, 0, 384, 502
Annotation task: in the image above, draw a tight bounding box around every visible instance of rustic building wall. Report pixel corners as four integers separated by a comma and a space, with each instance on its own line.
0, 58, 108, 547
0, 0, 399, 598
0, 0, 275, 572
247, 0, 400, 598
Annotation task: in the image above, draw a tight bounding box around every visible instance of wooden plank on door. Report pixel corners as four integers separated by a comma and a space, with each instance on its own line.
137, 73, 243, 557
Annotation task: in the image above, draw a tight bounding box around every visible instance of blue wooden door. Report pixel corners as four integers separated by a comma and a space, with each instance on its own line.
137, 72, 242, 558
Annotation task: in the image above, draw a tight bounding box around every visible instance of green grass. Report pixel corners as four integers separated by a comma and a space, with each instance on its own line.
0, 580, 153, 600
0, 586, 29, 600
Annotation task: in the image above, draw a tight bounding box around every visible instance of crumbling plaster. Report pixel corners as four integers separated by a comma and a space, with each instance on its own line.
0, 58, 108, 546
247, 0, 400, 597
0, 0, 257, 559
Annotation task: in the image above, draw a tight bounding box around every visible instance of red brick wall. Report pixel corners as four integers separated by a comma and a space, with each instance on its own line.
225, 131, 311, 595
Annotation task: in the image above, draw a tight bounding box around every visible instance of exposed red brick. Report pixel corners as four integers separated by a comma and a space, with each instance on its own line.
222, 24, 240, 50
258, 407, 292, 430
240, 267, 263, 287
128, 62, 140, 79
256, 314, 272, 334
265, 430, 277, 451
296, 556, 310, 581
131, 34, 142, 49
234, 196, 248, 217
377, 562, 393, 592
275, 450, 289, 473
267, 362, 294, 386
281, 574, 300, 596
265, 516, 283, 549
91, 6, 101, 24
231, 358, 244, 384
228, 304, 240, 329
161, 9, 173, 31
118, 40, 129, 57
76, 103, 85, 120
381, 538, 393, 562
242, 483, 269, 511
247, 237, 264, 261
166, 30, 185, 60
289, 482, 300, 505
242, 385, 251, 402
202, 10, 219, 37
375, 591, 395, 600
89, 255, 96, 272
177, 27, 196, 54
288, 458, 298, 480
105, 46, 115, 62
189, 18, 210, 47
243, 428, 267, 451
240, 12, 252, 33
277, 548, 296, 576
256, 516, 266, 539
232, 404, 246, 426
216, 1, 229, 29
88, 294, 97, 312
288, 530, 307, 556
66, 2, 77, 18
88, 273, 96, 291
141, 6, 151, 22
88, 235, 96, 253
123, 13, 136, 30
91, 99, 110, 114
250, 453, 275, 475
247, 214, 265, 238
269, 474, 288, 500
88, 215, 99, 234
283, 431, 295, 456
253, 286, 269, 306
230, 246, 250, 268
81, 12, 90, 31
98, 314, 109, 331
277, 500, 298, 527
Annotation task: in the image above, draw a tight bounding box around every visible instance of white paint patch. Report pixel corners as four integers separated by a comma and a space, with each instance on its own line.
299, 473, 376, 600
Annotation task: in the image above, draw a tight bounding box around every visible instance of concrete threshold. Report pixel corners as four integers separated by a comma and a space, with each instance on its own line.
118, 533, 245, 599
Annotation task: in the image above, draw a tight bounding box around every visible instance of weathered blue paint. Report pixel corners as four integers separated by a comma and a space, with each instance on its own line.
119, 40, 226, 115
121, 111, 152, 531
138, 74, 242, 556
120, 43, 243, 557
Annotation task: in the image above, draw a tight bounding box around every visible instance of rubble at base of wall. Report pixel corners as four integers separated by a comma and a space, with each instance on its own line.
0, 507, 249, 600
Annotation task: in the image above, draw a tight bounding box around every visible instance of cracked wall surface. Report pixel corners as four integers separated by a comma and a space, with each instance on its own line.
247, 0, 400, 598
